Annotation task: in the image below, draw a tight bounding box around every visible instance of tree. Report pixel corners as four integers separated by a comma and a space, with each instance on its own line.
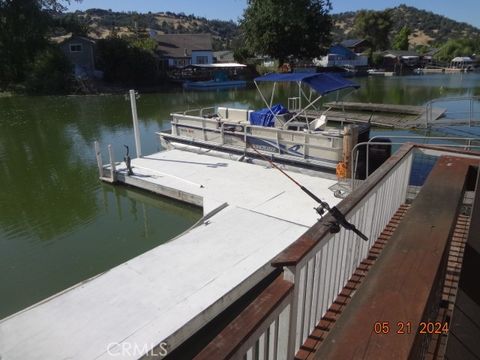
434, 38, 480, 62
0, 0, 79, 89
241, 0, 332, 64
392, 26, 411, 50
96, 37, 157, 86
353, 10, 392, 51
25, 45, 73, 94
0, 0, 50, 86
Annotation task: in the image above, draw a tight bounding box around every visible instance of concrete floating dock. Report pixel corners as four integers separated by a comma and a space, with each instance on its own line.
0, 149, 340, 359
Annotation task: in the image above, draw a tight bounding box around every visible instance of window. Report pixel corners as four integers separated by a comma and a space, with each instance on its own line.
196, 56, 209, 64
70, 44, 83, 53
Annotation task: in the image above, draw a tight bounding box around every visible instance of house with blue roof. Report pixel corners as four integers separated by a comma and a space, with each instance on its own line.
316, 44, 368, 68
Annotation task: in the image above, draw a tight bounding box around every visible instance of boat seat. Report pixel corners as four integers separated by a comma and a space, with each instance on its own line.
309, 115, 327, 131
217, 107, 253, 123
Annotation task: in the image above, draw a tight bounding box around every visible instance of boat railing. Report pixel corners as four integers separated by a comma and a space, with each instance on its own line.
351, 135, 480, 189
169, 112, 345, 161
180, 107, 216, 117
425, 96, 480, 127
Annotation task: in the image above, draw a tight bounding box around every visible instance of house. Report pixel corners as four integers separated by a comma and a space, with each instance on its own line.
58, 35, 97, 78
340, 39, 370, 54
154, 34, 213, 69
421, 48, 439, 66
383, 50, 421, 71
451, 56, 475, 69
316, 44, 368, 68
214, 50, 235, 63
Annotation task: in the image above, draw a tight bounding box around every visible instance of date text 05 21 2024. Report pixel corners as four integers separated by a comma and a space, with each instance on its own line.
373, 321, 449, 335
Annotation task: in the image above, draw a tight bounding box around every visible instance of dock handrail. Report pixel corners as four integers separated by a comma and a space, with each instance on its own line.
194, 274, 294, 360
313, 156, 476, 359
269, 143, 414, 358
351, 135, 480, 184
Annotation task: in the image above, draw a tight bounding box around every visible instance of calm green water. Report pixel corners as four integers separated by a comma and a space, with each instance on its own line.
1, 73, 480, 319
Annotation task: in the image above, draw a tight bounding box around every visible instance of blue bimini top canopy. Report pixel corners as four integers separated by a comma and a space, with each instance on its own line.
254, 73, 360, 96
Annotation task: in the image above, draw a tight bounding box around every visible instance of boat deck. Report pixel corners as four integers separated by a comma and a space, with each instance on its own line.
0, 149, 340, 359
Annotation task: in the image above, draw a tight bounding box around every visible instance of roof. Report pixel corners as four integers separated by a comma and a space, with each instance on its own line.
383, 50, 420, 58
452, 56, 474, 62
329, 44, 358, 58
154, 34, 212, 58
340, 39, 367, 48
191, 63, 246, 68
424, 48, 439, 57
214, 50, 235, 63
53, 34, 96, 45
254, 73, 360, 95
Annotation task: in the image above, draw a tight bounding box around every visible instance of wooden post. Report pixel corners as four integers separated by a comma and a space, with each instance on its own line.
343, 125, 359, 179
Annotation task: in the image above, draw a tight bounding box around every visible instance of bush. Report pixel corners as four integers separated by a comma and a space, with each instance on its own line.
96, 37, 158, 86
25, 46, 73, 94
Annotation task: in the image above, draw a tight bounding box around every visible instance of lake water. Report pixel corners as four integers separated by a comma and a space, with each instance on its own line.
1, 73, 480, 319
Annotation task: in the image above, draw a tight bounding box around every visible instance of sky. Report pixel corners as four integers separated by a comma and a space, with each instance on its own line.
66, 0, 480, 28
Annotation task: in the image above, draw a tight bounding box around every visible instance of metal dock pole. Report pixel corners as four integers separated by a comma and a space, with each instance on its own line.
108, 144, 116, 182
94, 141, 103, 178
129, 89, 142, 158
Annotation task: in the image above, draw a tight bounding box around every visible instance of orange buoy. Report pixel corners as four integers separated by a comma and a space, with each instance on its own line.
336, 161, 347, 179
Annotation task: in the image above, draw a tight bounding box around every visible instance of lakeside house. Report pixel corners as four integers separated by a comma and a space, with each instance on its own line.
154, 33, 214, 69
316, 44, 368, 68
57, 35, 98, 79
340, 38, 371, 54
383, 50, 421, 71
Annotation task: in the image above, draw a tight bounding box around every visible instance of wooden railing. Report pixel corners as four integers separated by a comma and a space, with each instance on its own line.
194, 275, 293, 360
271, 143, 414, 358
314, 155, 477, 360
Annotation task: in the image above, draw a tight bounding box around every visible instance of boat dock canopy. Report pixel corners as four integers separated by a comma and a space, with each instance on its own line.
254, 73, 360, 95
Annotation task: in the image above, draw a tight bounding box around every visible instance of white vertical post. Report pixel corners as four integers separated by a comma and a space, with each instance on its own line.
108, 144, 116, 181
94, 141, 103, 178
129, 89, 142, 158
284, 266, 300, 360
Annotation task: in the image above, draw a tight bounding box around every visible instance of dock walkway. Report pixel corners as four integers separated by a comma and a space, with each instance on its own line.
0, 149, 340, 359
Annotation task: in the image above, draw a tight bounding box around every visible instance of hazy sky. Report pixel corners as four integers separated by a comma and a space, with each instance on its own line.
67, 0, 480, 28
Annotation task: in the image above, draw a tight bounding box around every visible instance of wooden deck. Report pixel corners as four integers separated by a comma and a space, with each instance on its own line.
305, 101, 447, 129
